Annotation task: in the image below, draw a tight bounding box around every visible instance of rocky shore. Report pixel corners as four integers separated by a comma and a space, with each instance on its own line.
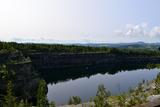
57, 78, 160, 107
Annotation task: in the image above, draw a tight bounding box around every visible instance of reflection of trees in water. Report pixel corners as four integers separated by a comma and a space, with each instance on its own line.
40, 62, 157, 84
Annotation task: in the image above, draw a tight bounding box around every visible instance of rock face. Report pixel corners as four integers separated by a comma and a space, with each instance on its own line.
0, 52, 40, 104
2, 52, 160, 71
0, 62, 40, 102
28, 53, 160, 69
9, 63, 40, 101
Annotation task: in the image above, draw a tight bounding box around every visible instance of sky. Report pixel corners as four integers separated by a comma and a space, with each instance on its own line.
0, 0, 160, 43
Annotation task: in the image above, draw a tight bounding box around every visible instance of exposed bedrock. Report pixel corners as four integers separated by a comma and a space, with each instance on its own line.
28, 53, 160, 69
0, 62, 40, 103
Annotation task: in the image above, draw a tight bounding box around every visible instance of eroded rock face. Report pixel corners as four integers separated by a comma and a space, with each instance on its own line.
2, 52, 160, 75
0, 62, 40, 101
10, 63, 40, 101
0, 52, 41, 104
28, 53, 160, 69
0, 51, 24, 64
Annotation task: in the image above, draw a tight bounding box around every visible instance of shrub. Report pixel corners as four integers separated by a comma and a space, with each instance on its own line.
94, 84, 110, 107
37, 80, 48, 107
49, 101, 56, 107
118, 94, 126, 107
154, 73, 160, 94
3, 81, 17, 107
68, 96, 81, 105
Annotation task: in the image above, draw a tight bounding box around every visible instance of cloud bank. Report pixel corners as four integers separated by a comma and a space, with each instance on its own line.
115, 22, 160, 39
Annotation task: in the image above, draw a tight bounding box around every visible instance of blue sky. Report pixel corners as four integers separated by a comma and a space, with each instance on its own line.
0, 0, 160, 43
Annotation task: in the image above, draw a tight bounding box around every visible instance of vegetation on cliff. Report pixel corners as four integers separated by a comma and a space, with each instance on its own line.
94, 84, 110, 107
0, 65, 56, 107
1, 41, 160, 56
68, 96, 81, 105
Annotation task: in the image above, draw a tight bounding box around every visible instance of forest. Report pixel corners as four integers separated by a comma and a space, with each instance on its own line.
0, 41, 160, 56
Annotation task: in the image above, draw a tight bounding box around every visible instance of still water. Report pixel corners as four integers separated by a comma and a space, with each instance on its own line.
47, 67, 160, 105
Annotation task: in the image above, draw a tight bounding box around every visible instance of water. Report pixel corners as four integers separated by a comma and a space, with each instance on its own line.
46, 68, 160, 105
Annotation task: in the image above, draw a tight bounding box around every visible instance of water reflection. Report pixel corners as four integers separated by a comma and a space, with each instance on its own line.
40, 63, 160, 105
41, 63, 152, 84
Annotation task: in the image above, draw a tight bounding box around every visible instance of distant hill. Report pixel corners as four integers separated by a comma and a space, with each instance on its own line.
76, 42, 160, 50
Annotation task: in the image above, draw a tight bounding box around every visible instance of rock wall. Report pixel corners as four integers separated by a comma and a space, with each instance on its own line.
28, 53, 160, 69
0, 52, 40, 104
9, 63, 39, 100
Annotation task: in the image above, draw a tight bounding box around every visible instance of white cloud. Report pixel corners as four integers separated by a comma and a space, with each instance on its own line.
150, 26, 160, 38
141, 22, 148, 28
115, 22, 160, 38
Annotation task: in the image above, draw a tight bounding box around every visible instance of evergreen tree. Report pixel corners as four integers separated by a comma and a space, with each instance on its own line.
0, 65, 8, 80
37, 80, 48, 107
17, 100, 31, 107
68, 96, 81, 105
49, 101, 56, 107
94, 84, 110, 107
155, 73, 160, 94
3, 81, 17, 107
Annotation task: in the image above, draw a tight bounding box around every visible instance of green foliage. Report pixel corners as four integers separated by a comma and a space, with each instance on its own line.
17, 100, 26, 107
127, 85, 147, 107
0, 64, 16, 81
127, 94, 143, 106
1, 41, 160, 56
1, 78, 54, 107
17, 100, 31, 107
154, 73, 160, 94
0, 64, 51, 107
0, 65, 16, 107
49, 101, 56, 107
147, 64, 160, 69
3, 81, 17, 107
68, 96, 81, 105
94, 84, 111, 107
118, 94, 126, 107
0, 42, 17, 53
0, 65, 8, 80
37, 80, 48, 107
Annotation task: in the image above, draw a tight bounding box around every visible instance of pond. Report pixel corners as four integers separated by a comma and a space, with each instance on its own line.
45, 64, 160, 105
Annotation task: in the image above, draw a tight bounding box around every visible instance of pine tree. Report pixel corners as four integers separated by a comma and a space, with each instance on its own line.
68, 96, 81, 105
94, 84, 110, 107
37, 80, 48, 107
3, 81, 17, 107
49, 101, 56, 107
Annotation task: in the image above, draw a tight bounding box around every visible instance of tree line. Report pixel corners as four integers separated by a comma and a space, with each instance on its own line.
0, 41, 160, 56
